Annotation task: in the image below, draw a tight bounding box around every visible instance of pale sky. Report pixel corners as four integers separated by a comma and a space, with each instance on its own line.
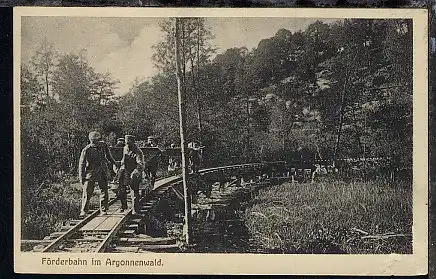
21, 17, 336, 95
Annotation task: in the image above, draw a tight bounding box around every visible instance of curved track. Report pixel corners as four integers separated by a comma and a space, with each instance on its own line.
26, 161, 287, 253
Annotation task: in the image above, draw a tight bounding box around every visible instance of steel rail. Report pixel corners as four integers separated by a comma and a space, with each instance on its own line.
41, 197, 119, 252
38, 161, 287, 253
96, 161, 287, 252
95, 211, 132, 253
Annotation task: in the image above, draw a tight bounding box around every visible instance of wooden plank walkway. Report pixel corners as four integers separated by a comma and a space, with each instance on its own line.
78, 174, 181, 234
80, 215, 124, 232
80, 201, 128, 232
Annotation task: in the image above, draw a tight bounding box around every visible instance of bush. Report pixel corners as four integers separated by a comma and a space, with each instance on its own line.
21, 179, 98, 240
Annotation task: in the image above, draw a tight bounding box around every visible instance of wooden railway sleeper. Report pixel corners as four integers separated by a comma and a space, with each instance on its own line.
33, 162, 287, 253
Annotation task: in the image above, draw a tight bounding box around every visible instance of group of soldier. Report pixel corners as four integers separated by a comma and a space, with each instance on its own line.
78, 131, 203, 217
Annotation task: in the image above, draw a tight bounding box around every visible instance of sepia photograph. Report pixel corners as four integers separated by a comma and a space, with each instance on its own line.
13, 7, 428, 275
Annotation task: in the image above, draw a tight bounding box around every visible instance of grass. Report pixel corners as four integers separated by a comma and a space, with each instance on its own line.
21, 169, 168, 240
21, 177, 100, 240
244, 180, 412, 254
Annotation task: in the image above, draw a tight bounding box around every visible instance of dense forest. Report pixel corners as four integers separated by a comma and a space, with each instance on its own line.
21, 18, 412, 189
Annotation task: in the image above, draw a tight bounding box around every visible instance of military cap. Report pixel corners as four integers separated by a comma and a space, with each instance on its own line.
88, 131, 101, 141
117, 138, 125, 142
125, 134, 135, 140
147, 136, 155, 140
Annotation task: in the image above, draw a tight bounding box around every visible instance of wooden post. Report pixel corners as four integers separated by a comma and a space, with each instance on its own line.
175, 18, 192, 245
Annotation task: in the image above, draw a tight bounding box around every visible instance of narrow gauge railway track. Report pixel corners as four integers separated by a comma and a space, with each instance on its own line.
38, 190, 121, 253
30, 161, 287, 253
38, 175, 184, 253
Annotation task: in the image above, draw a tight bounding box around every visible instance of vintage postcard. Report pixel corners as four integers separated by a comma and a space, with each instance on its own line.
13, 7, 428, 275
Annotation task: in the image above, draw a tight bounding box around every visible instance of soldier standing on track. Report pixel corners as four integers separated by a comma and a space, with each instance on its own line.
146, 135, 158, 147
78, 131, 111, 217
99, 139, 118, 181
111, 137, 125, 183
167, 143, 179, 172
114, 138, 125, 148
188, 141, 203, 174
118, 135, 144, 214
144, 135, 163, 189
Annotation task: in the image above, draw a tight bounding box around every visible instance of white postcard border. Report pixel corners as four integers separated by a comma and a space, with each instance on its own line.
13, 7, 428, 275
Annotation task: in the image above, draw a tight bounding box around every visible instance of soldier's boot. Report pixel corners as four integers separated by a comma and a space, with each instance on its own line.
131, 182, 141, 215
132, 191, 140, 215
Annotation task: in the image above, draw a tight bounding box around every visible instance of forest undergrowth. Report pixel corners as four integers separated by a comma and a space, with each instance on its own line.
21, 176, 99, 239
21, 170, 170, 240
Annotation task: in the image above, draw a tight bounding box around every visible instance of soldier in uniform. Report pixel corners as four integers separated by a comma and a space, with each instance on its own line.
99, 139, 118, 180
146, 136, 157, 147
114, 138, 125, 147
188, 141, 203, 174
111, 138, 125, 182
78, 131, 111, 217
144, 136, 163, 188
167, 143, 179, 172
118, 135, 144, 214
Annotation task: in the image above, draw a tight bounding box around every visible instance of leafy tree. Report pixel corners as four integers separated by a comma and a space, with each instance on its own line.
90, 72, 120, 106
30, 39, 58, 100
21, 63, 44, 110
152, 18, 216, 138
21, 18, 414, 184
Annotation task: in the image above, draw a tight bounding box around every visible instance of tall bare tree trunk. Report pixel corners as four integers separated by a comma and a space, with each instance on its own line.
281, 103, 285, 157
181, 21, 187, 94
98, 87, 103, 106
196, 19, 203, 139
45, 73, 49, 98
175, 18, 192, 245
246, 97, 250, 162
351, 102, 364, 155
333, 59, 349, 162
195, 91, 202, 137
